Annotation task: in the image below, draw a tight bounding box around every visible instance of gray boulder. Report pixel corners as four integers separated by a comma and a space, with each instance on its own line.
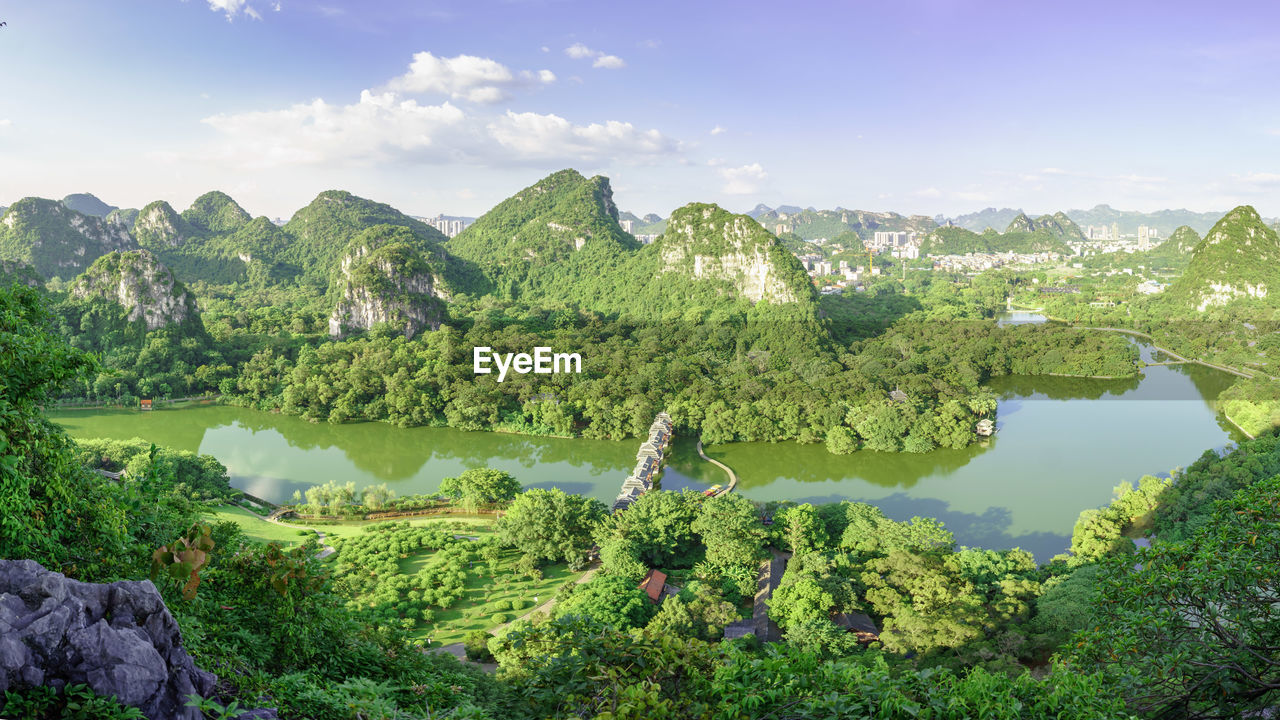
0, 559, 215, 720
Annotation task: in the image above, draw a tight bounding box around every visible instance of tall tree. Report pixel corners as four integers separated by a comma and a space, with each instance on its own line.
439, 467, 521, 511
496, 488, 606, 568
692, 492, 766, 569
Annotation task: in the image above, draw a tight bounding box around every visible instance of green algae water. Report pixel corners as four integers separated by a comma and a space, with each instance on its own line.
51, 333, 1240, 560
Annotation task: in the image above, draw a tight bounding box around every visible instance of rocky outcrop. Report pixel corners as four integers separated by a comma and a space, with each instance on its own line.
71, 250, 198, 330
0, 198, 137, 278
328, 225, 446, 339
133, 201, 190, 249
659, 203, 813, 304
0, 559, 214, 720
1168, 206, 1280, 313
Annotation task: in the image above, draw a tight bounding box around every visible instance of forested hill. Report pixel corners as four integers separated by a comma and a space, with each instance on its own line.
282, 190, 448, 289
445, 169, 640, 301
1163, 205, 1280, 313
756, 206, 937, 241
0, 197, 136, 278
445, 169, 820, 320
920, 225, 1071, 256
1003, 211, 1086, 242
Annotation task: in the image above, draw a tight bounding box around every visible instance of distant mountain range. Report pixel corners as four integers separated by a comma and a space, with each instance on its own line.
947, 204, 1277, 237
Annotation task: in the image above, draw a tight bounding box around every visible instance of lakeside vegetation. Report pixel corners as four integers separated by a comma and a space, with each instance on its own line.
5, 256, 1280, 717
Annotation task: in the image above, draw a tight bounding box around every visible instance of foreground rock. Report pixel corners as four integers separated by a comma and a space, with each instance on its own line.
0, 559, 236, 720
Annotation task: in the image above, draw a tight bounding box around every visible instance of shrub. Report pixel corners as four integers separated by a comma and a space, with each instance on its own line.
464, 630, 494, 662
487, 599, 511, 612
491, 613, 512, 624
510, 598, 529, 611
295, 529, 312, 536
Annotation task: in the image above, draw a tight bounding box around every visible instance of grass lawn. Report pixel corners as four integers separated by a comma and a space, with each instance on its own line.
267, 514, 581, 644
282, 515, 497, 542
205, 504, 313, 547
395, 544, 581, 646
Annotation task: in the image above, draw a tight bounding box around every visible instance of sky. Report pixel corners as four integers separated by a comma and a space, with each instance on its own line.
1, 0, 1279, 221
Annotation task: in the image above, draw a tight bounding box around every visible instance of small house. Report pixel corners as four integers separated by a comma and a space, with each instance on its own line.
832, 612, 880, 644
638, 569, 668, 604
976, 418, 996, 436
139, 398, 153, 411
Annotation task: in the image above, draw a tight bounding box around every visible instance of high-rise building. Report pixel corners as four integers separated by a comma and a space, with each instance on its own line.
1111, 222, 1120, 242
620, 219, 634, 233
1138, 225, 1152, 250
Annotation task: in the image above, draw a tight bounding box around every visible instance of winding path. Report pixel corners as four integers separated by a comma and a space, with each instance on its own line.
261, 512, 337, 559
696, 439, 737, 495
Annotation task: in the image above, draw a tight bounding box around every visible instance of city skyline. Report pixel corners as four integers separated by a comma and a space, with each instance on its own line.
1, 0, 1279, 220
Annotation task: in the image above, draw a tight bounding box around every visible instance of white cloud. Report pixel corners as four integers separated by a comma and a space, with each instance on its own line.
719, 163, 767, 195
564, 43, 626, 69
0, 119, 12, 128
196, 91, 679, 169
203, 0, 261, 20
913, 187, 943, 198
487, 111, 677, 161
540, 46, 550, 53
200, 90, 468, 167
638, 39, 661, 49
387, 52, 555, 104
457, 188, 477, 200
1237, 172, 1280, 187
710, 125, 726, 136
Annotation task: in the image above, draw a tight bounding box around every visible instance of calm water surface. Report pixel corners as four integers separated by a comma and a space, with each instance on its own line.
51, 321, 1240, 560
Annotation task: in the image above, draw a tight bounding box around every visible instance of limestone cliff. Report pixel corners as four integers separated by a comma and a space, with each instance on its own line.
0, 198, 136, 278
71, 250, 198, 330
133, 201, 191, 250
328, 225, 446, 339
1167, 206, 1280, 313
658, 203, 814, 305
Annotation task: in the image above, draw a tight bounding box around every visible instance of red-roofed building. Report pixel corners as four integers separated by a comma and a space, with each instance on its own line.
638, 569, 668, 604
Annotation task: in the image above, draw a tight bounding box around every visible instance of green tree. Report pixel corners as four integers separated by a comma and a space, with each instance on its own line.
496, 488, 606, 568
691, 492, 766, 569
824, 425, 857, 455
438, 467, 521, 511
1071, 476, 1280, 718
554, 574, 657, 631
596, 490, 703, 576
779, 503, 828, 555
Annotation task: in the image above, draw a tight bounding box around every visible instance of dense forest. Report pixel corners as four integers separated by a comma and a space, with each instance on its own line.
2, 281, 1277, 718
0, 173, 1146, 454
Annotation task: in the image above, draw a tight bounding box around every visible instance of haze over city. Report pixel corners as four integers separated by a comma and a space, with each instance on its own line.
1, 0, 1279, 218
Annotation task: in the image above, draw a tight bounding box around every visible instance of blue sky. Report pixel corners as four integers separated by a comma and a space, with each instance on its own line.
1, 0, 1278, 220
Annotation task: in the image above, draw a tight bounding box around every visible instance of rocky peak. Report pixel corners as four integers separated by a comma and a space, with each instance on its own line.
1168, 205, 1280, 312
328, 225, 446, 339
71, 250, 198, 330
658, 203, 813, 305
0, 197, 137, 278
1004, 213, 1037, 233
133, 201, 190, 249
61, 192, 118, 218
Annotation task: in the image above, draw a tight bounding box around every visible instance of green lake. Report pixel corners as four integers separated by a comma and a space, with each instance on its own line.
50, 328, 1242, 561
